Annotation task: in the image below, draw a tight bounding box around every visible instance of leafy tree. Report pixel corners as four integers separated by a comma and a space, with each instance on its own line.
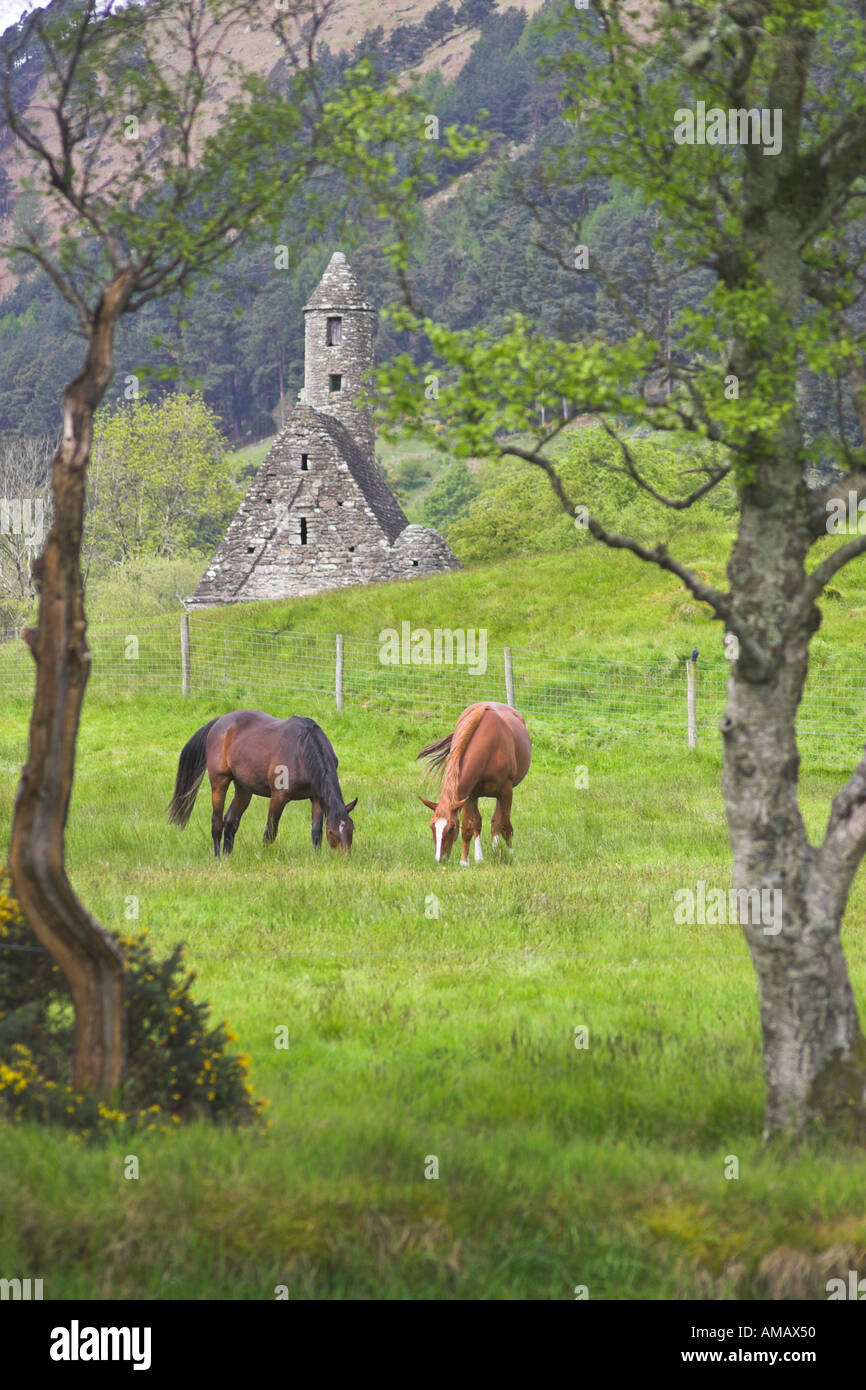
421, 458, 478, 533
386, 22, 430, 69
423, 3, 457, 46
448, 429, 734, 563
88, 393, 236, 563
379, 1, 866, 1138
456, 0, 496, 27
0, 0, 476, 1095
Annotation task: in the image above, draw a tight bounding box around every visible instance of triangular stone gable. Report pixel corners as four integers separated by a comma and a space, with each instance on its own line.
314, 409, 406, 543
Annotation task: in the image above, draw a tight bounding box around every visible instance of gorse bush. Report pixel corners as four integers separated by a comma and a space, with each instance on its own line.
0, 868, 266, 1139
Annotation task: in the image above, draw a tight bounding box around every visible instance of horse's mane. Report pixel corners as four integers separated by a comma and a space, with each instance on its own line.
417, 704, 490, 798
297, 718, 345, 811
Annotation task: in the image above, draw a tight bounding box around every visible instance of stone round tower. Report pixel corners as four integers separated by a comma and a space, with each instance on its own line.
303, 251, 376, 463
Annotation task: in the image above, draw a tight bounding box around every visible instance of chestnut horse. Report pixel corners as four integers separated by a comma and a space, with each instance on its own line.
168, 710, 356, 856
417, 702, 531, 865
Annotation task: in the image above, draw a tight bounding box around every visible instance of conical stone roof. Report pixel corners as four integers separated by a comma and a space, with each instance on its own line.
303, 250, 375, 312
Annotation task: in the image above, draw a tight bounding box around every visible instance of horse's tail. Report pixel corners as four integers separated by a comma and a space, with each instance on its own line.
167, 718, 218, 827
416, 731, 452, 778
416, 704, 489, 782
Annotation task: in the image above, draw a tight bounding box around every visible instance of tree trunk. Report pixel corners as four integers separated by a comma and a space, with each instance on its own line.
722, 465, 866, 1138
9, 274, 132, 1095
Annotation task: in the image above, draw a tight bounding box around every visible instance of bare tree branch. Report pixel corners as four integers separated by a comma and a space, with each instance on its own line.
806, 531, 866, 598
500, 440, 771, 675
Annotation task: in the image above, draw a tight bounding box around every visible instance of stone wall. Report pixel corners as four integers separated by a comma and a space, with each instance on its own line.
388, 524, 463, 580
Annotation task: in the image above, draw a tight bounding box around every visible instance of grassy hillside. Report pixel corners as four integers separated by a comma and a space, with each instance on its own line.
82, 506, 866, 668
22, 492, 866, 783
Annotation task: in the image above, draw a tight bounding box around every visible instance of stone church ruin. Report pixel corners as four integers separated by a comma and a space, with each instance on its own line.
190, 252, 460, 606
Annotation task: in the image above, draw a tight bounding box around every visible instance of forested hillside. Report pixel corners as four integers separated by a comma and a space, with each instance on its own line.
0, 0, 858, 450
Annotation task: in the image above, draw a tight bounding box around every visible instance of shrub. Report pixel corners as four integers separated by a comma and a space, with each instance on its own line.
421, 459, 478, 534
448, 426, 737, 563
0, 868, 266, 1139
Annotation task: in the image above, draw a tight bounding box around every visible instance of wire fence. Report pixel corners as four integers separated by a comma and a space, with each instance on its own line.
0, 618, 862, 759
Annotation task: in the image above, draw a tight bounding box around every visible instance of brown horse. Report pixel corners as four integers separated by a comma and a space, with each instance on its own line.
417, 702, 531, 865
168, 711, 357, 856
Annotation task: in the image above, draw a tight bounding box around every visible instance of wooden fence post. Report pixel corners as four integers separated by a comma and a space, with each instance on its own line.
504, 647, 515, 708
180, 612, 191, 696
686, 651, 698, 749
335, 633, 344, 711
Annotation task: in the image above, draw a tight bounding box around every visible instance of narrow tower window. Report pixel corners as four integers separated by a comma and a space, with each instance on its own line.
326, 316, 342, 345
300, 454, 308, 471
300, 517, 308, 545
329, 373, 342, 393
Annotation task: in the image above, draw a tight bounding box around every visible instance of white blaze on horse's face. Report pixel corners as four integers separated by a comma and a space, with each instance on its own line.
326, 814, 354, 852
432, 814, 459, 862
434, 818, 447, 862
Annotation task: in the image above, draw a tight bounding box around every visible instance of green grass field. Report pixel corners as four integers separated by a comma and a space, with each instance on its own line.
3, 537, 866, 1299
1, 714, 866, 1299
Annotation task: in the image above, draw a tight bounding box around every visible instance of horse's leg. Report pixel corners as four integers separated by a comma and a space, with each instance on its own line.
222, 785, 252, 855
491, 788, 514, 856
264, 792, 287, 845
210, 774, 230, 859
461, 795, 482, 866
310, 797, 324, 850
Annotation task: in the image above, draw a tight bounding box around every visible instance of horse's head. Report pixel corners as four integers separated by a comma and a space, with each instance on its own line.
326, 797, 357, 853
418, 795, 467, 862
